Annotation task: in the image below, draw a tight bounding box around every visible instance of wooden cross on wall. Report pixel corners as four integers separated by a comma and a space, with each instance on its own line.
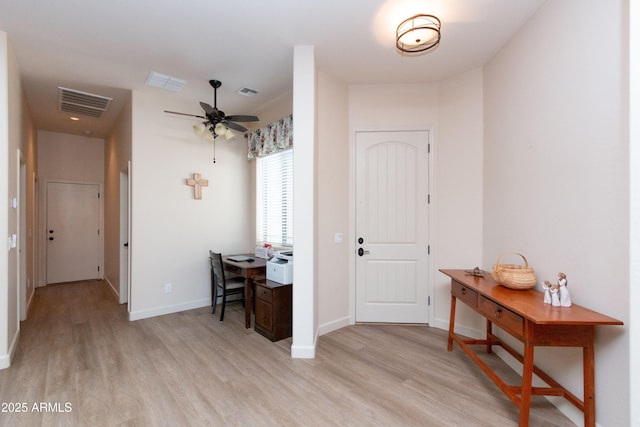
186, 173, 209, 200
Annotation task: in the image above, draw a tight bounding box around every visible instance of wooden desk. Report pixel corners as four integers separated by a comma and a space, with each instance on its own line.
440, 269, 622, 427
222, 255, 267, 328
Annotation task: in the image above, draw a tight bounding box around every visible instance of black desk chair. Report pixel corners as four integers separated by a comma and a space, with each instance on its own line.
209, 251, 246, 322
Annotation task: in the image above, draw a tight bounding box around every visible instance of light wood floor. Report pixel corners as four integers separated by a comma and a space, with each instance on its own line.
0, 280, 575, 426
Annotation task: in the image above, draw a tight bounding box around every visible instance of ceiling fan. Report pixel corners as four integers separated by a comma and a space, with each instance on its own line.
165, 79, 259, 151
164, 80, 260, 138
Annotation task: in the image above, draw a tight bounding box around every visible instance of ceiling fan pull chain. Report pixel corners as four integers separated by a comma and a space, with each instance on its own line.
213, 138, 216, 163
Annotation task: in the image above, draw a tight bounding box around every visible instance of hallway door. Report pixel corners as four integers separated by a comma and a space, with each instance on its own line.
46, 182, 101, 284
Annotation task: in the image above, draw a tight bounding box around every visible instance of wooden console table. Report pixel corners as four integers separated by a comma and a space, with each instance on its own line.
440, 269, 622, 427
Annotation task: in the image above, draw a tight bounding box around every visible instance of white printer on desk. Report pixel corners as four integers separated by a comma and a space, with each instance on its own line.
266, 250, 293, 284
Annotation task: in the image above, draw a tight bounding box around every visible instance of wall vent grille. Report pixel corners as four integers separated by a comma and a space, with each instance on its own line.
58, 87, 113, 119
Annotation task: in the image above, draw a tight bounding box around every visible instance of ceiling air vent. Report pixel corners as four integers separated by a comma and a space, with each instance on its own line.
58, 87, 113, 119
236, 87, 259, 97
145, 72, 187, 92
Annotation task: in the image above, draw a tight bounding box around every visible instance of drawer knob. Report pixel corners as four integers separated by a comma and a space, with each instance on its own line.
461, 288, 467, 295
494, 309, 502, 318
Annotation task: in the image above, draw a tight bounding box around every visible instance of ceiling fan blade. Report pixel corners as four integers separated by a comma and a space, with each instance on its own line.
199, 102, 215, 115
225, 115, 259, 122
222, 120, 248, 132
164, 110, 206, 119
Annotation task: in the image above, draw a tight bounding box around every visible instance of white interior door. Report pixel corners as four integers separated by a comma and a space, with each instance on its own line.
119, 170, 129, 304
19, 156, 27, 320
355, 130, 430, 323
46, 182, 101, 284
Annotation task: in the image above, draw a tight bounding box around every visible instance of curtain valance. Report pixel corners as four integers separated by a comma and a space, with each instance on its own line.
247, 114, 293, 159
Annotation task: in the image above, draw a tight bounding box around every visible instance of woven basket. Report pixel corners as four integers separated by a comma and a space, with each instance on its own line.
491, 252, 537, 290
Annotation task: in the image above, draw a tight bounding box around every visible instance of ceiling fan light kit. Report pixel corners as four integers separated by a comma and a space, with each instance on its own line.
396, 14, 441, 55
192, 122, 214, 141
214, 123, 235, 140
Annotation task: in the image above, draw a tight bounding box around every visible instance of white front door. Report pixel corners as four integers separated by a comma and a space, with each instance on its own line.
355, 130, 430, 323
46, 182, 101, 284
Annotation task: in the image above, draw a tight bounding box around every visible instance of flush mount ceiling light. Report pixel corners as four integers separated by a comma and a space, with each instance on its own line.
396, 14, 441, 55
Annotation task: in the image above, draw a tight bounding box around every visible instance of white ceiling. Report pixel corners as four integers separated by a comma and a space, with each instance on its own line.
0, 0, 545, 138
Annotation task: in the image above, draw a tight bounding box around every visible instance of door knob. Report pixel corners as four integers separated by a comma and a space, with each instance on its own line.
49, 237, 54, 241
358, 248, 370, 256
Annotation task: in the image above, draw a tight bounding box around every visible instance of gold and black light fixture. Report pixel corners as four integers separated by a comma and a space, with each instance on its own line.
396, 14, 441, 55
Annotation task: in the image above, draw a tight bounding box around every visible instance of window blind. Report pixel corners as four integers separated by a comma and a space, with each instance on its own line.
256, 148, 293, 246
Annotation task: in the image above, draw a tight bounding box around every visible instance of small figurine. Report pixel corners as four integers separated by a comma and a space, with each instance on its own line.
543, 280, 552, 304
557, 272, 571, 307
543, 273, 571, 307
550, 283, 561, 306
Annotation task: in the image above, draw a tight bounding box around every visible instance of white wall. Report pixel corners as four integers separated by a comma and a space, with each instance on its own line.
1, 30, 38, 369
38, 131, 104, 182
630, 0, 640, 424
291, 45, 317, 358
0, 31, 12, 368
433, 68, 485, 331
483, 1, 629, 425
0, 32, 27, 369
316, 71, 350, 334
104, 94, 132, 298
129, 89, 252, 320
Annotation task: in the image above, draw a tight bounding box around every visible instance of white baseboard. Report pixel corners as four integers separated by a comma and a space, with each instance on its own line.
0, 354, 9, 370
428, 317, 450, 332
318, 316, 350, 336
129, 298, 210, 321
0, 326, 20, 370
291, 329, 318, 359
104, 276, 119, 298
26, 286, 35, 317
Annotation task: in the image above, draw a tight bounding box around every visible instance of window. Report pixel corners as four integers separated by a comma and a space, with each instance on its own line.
256, 149, 293, 246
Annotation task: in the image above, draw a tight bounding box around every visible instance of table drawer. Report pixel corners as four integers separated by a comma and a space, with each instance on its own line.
452, 280, 478, 307
479, 295, 523, 337
255, 284, 273, 303
225, 264, 241, 275
255, 299, 273, 330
